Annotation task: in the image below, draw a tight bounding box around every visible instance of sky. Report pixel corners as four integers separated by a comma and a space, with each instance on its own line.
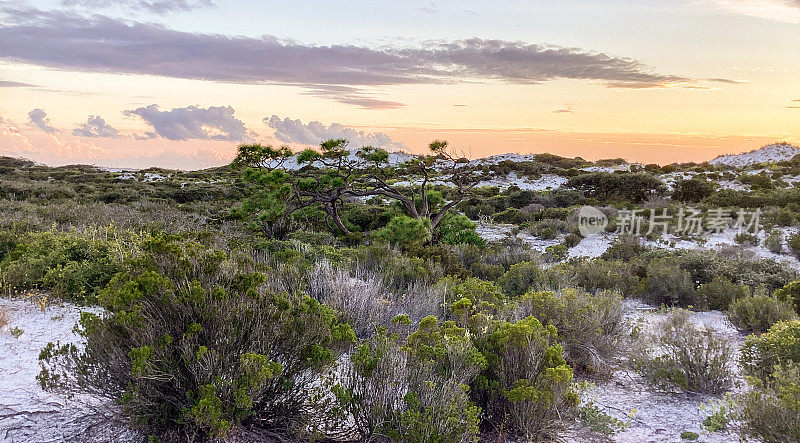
0, 0, 798, 169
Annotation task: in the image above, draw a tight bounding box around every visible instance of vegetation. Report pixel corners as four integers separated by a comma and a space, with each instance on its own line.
1, 142, 800, 440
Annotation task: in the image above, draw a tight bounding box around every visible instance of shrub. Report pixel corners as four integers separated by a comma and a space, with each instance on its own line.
765, 230, 784, 254
438, 213, 485, 247
631, 309, 733, 394
376, 215, 432, 248
775, 281, 800, 314
698, 276, 748, 311
741, 320, 800, 380
728, 294, 797, 333
512, 289, 624, 372
472, 316, 577, 439
566, 172, 665, 203
601, 235, 645, 261
790, 233, 800, 259
38, 244, 355, 441
739, 364, 800, 442
642, 258, 703, 309
328, 319, 484, 442
564, 233, 581, 248
735, 231, 759, 246
497, 261, 544, 297
0, 229, 123, 303
672, 178, 714, 203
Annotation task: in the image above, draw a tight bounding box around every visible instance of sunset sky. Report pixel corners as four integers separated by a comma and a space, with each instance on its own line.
0, 0, 799, 168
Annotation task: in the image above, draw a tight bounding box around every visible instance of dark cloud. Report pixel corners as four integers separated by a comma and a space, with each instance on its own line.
72, 115, 120, 137
0, 80, 37, 87
124, 104, 249, 141
266, 115, 408, 151
27, 108, 57, 133
0, 8, 691, 108
60, 0, 215, 15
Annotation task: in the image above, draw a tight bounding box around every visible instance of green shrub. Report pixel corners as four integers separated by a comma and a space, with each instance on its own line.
642, 258, 703, 309
741, 320, 800, 380
776, 281, 800, 314
472, 316, 577, 439
497, 261, 544, 297
632, 309, 733, 394
765, 230, 784, 254
698, 276, 748, 311
38, 243, 354, 441
739, 364, 800, 442
513, 289, 623, 372
0, 229, 124, 303
728, 294, 797, 333
329, 320, 483, 442
790, 233, 800, 259
672, 178, 714, 203
438, 213, 485, 247
377, 215, 432, 248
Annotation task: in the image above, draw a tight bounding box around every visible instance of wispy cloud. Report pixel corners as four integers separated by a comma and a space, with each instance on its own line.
0, 8, 691, 108
124, 104, 250, 141
709, 0, 800, 23
0, 80, 37, 87
27, 108, 57, 133
73, 115, 120, 137
60, 0, 215, 15
265, 115, 409, 151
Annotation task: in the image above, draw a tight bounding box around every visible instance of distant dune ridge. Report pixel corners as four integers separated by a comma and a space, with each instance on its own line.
710, 143, 800, 167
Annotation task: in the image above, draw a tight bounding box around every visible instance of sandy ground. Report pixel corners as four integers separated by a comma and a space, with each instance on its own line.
564, 300, 747, 442
0, 297, 134, 443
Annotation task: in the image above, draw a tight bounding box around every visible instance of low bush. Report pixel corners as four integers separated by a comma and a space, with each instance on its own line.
0, 229, 125, 303
471, 316, 577, 439
631, 309, 733, 394
741, 320, 800, 380
698, 276, 748, 311
328, 319, 483, 442
641, 258, 703, 309
728, 293, 797, 333
512, 289, 623, 372
775, 280, 800, 314
739, 364, 800, 442
790, 233, 800, 259
496, 261, 544, 297
38, 243, 355, 441
376, 215, 432, 249
765, 230, 784, 254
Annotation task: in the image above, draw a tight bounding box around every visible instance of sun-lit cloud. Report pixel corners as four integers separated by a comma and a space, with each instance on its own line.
0, 7, 692, 109
27, 108, 57, 133
124, 104, 251, 141
266, 116, 409, 151
72, 115, 120, 138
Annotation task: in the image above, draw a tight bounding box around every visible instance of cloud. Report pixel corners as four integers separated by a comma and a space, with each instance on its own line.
124, 104, 250, 141
60, 0, 215, 14
419, 1, 437, 14
266, 115, 409, 151
0, 8, 690, 108
553, 105, 575, 114
0, 80, 37, 87
709, 0, 800, 23
72, 115, 120, 137
27, 108, 57, 133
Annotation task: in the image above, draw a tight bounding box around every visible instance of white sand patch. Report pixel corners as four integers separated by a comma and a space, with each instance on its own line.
0, 297, 135, 442
566, 300, 747, 442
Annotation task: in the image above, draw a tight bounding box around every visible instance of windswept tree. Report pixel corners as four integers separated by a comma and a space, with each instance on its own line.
232, 139, 484, 240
